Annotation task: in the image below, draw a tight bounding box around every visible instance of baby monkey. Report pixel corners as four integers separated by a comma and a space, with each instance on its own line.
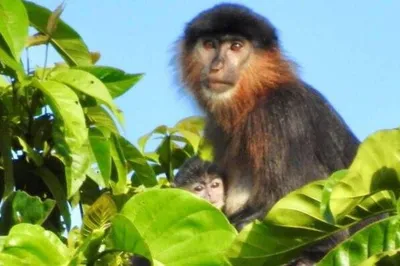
173, 156, 225, 209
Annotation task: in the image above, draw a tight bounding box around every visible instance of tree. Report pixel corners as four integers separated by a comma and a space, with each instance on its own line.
0, 1, 399, 265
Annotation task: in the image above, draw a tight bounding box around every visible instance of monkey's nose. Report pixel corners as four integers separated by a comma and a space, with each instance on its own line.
210, 58, 224, 71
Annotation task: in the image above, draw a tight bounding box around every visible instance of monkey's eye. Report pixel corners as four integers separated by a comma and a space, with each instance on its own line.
203, 40, 215, 50
230, 41, 243, 51
211, 182, 220, 188
194, 185, 204, 192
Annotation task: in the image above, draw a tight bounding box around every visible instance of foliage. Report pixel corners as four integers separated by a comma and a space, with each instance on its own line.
0, 1, 400, 266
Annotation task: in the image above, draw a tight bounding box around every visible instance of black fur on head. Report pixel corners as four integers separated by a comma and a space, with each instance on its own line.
173, 156, 224, 187
183, 3, 278, 50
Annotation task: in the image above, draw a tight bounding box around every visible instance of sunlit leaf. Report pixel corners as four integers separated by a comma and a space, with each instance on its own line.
174, 116, 205, 135
81, 193, 117, 238
137, 125, 168, 153
327, 129, 400, 220
227, 180, 342, 265
75, 66, 143, 98
0, 223, 71, 265
107, 214, 151, 262
118, 189, 236, 265
109, 134, 128, 194
24, 1, 92, 66
89, 128, 111, 187
0, 0, 29, 60
31, 79, 89, 197
318, 215, 400, 266
359, 249, 400, 266
49, 68, 123, 125
0, 44, 25, 79
86, 106, 119, 134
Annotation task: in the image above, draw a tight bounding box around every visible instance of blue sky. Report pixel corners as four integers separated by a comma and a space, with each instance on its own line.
30, 0, 400, 146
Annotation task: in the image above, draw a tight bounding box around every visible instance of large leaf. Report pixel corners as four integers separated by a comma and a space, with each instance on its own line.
74, 66, 143, 98
0, 191, 55, 234
327, 128, 400, 220
0, 43, 25, 79
107, 214, 151, 262
109, 134, 128, 194
89, 128, 111, 187
318, 215, 400, 266
49, 68, 123, 125
0, 0, 29, 61
174, 116, 205, 135
32, 79, 89, 197
118, 189, 236, 265
0, 224, 72, 265
227, 180, 342, 265
85, 106, 119, 134
23, 1, 92, 66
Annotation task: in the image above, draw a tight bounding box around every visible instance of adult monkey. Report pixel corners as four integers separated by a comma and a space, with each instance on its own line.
175, 3, 359, 264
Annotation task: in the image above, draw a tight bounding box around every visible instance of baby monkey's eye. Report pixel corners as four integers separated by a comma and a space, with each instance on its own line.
194, 185, 204, 192
211, 182, 220, 188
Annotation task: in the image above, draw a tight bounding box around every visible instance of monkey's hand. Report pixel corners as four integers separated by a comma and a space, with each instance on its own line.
228, 206, 267, 231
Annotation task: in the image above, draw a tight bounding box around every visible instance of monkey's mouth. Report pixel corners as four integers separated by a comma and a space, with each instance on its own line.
204, 79, 234, 93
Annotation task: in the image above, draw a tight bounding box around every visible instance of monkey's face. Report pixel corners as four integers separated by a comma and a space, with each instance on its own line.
192, 36, 253, 99
183, 175, 225, 209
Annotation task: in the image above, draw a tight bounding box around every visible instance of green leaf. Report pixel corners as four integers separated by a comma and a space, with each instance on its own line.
0, 191, 55, 234
174, 116, 205, 135
109, 134, 128, 194
359, 249, 400, 266
32, 79, 87, 149
89, 128, 111, 187
118, 136, 157, 187
107, 214, 151, 261
118, 189, 236, 265
86, 106, 119, 134
328, 128, 400, 220
0, 43, 25, 79
197, 137, 214, 161
32, 79, 89, 197
0, 253, 29, 266
228, 180, 344, 265
318, 215, 400, 266
33, 167, 71, 230
23, 1, 92, 66
74, 66, 144, 98
137, 125, 168, 153
0, 119, 14, 199
171, 129, 201, 153
0, 0, 29, 61
0, 223, 71, 265
49, 68, 123, 125
81, 193, 117, 238
157, 135, 173, 179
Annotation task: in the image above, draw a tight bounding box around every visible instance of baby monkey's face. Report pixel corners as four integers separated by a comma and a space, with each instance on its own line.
183, 174, 225, 209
